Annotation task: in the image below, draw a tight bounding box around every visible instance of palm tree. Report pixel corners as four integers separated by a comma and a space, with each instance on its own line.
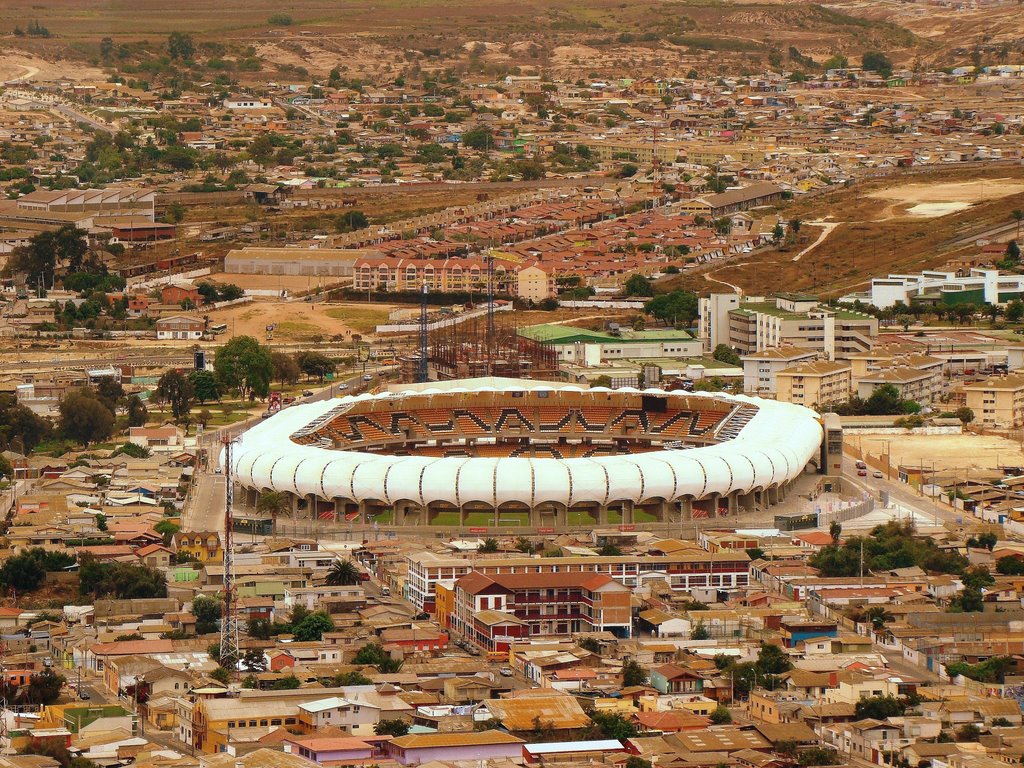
325, 559, 361, 586
863, 606, 894, 630
1013, 209, 1023, 241
257, 490, 290, 533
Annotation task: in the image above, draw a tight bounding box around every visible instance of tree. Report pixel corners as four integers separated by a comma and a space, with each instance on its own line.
17, 668, 66, 706
624, 274, 654, 297
60, 388, 115, 446
797, 747, 841, 766
1013, 209, 1024, 240
862, 606, 894, 631
829, 520, 842, 545
375, 719, 410, 737
709, 704, 732, 724
189, 370, 221, 404
644, 291, 699, 327
712, 344, 741, 366
691, 620, 710, 640
0, 393, 52, 452
271, 352, 301, 385
248, 135, 275, 168
126, 395, 148, 427
353, 642, 402, 672
325, 559, 361, 586
168, 31, 195, 60
996, 555, 1024, 575
214, 335, 274, 400
460, 127, 493, 151
257, 490, 290, 523
95, 377, 124, 415
335, 210, 369, 232
156, 370, 194, 424
622, 658, 648, 687
296, 351, 336, 383
855, 695, 909, 720
956, 724, 982, 742
269, 674, 301, 690
598, 543, 623, 556
155, 519, 180, 547
955, 406, 974, 424
0, 548, 74, 593
100, 36, 114, 59
757, 642, 792, 675
588, 711, 638, 741
292, 611, 335, 641
193, 595, 222, 634
242, 649, 268, 673
479, 537, 499, 553
862, 50, 893, 77
78, 554, 167, 599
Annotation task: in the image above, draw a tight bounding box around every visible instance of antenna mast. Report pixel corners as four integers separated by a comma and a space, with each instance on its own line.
218, 438, 241, 676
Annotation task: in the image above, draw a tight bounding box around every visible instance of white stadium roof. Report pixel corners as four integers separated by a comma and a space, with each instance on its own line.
227, 381, 823, 507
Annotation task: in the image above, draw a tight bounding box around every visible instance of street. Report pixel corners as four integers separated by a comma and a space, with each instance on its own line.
183, 368, 392, 535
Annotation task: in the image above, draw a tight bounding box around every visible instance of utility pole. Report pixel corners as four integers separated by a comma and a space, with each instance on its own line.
218, 438, 241, 678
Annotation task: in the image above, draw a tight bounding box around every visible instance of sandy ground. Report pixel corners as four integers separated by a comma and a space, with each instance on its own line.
209, 299, 398, 341
853, 433, 1024, 473
0, 49, 104, 83
866, 179, 1024, 219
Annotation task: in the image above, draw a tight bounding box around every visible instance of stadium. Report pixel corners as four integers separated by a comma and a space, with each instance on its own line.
227, 379, 824, 528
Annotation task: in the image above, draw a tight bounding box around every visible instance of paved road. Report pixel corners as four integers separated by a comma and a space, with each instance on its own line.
183, 369, 391, 534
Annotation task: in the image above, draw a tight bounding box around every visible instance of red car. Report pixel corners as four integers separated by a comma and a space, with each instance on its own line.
857, 469, 868, 477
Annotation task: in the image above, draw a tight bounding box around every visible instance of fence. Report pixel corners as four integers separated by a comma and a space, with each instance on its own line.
374, 302, 512, 333
559, 299, 647, 310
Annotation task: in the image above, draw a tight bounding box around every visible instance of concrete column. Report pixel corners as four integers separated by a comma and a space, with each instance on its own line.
598, 505, 609, 525
679, 497, 693, 520
307, 494, 318, 520
459, 506, 466, 526
334, 498, 343, 519
289, 492, 299, 517
728, 491, 739, 516
710, 493, 721, 518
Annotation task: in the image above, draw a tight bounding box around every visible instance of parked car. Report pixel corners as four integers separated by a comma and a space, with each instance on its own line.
499, 667, 514, 677
857, 469, 868, 477
303, 390, 314, 397
362, 374, 373, 382
873, 470, 884, 478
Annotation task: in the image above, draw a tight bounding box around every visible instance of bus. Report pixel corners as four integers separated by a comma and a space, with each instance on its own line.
208, 323, 227, 335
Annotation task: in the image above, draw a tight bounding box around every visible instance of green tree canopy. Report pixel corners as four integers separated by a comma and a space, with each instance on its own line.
60, 388, 114, 447
214, 335, 274, 400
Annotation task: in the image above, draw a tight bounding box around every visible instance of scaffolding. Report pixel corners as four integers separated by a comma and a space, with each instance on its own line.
427, 310, 559, 381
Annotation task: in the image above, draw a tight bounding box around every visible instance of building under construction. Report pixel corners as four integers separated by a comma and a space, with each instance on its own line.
402, 311, 559, 382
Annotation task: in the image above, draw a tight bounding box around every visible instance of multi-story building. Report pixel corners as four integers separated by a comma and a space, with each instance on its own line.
698, 292, 741, 351
741, 346, 818, 396
407, 550, 751, 612
964, 374, 1024, 427
451, 571, 631, 651
519, 324, 703, 365
841, 268, 1024, 309
854, 357, 944, 404
724, 293, 877, 360
775, 360, 852, 409
352, 256, 553, 299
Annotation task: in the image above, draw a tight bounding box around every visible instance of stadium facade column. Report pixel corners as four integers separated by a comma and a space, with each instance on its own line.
621, 501, 634, 524
727, 491, 739, 515
289, 492, 299, 517
334, 498, 344, 518
678, 497, 692, 520
597, 505, 610, 525
307, 493, 318, 519
766, 486, 778, 505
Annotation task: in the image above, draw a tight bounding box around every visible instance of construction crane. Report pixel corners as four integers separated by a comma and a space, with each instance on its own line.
485, 249, 524, 375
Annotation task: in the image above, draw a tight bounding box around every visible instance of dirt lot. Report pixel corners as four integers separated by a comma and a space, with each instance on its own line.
854, 432, 1024, 473
208, 299, 398, 341
866, 179, 1024, 219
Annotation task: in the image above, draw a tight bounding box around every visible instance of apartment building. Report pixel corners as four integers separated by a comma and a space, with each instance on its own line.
698, 293, 742, 352
406, 550, 751, 612
450, 571, 632, 651
842, 268, 1024, 309
723, 293, 877, 359
352, 256, 553, 299
964, 374, 1024, 427
775, 360, 852, 409
854, 355, 944, 404
741, 346, 818, 395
